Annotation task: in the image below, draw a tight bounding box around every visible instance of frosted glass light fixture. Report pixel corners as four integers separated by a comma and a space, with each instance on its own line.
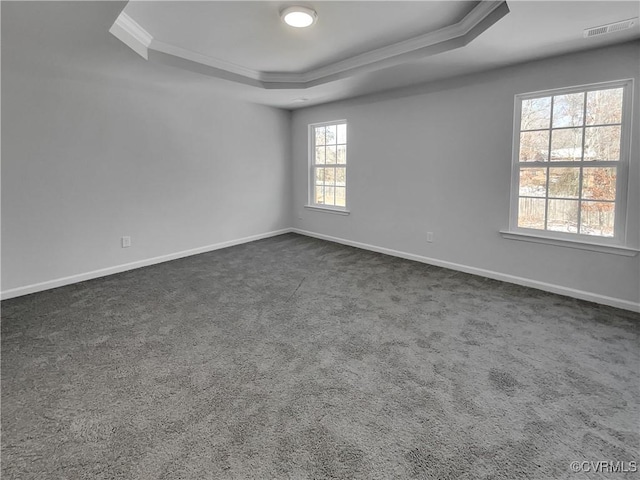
281, 6, 317, 28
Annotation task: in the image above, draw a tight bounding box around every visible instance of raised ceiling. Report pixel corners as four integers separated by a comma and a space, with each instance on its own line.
119, 1, 480, 73
108, 1, 640, 108
5, 2, 637, 110
111, 1, 509, 89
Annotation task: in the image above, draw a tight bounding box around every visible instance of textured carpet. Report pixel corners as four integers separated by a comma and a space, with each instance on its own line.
2, 233, 639, 479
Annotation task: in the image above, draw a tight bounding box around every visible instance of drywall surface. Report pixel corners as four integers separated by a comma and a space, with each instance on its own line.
291, 42, 640, 307
1, 3, 291, 293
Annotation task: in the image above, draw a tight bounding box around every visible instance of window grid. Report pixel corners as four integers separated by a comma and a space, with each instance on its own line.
521, 122, 623, 133
542, 95, 554, 230
514, 82, 629, 239
576, 93, 588, 234
310, 122, 347, 208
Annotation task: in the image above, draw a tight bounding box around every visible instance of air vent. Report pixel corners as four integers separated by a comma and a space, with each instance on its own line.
584, 18, 637, 38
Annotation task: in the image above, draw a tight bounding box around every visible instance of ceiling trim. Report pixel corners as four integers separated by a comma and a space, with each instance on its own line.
266, 0, 509, 84
108, 12, 152, 60
110, 1, 510, 90
151, 39, 263, 81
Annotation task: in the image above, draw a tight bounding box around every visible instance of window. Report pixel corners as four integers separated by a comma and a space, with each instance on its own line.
508, 80, 632, 245
308, 121, 348, 211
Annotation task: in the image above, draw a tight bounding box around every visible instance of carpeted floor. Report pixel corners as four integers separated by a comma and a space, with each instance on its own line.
2, 233, 638, 479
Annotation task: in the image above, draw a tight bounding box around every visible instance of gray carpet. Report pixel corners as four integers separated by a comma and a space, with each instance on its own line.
2, 233, 638, 479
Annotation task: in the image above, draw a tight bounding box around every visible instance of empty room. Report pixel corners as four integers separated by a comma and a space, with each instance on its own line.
2, 1, 639, 478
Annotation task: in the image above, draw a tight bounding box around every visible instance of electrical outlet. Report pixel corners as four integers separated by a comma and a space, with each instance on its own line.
121, 236, 131, 248
427, 232, 434, 243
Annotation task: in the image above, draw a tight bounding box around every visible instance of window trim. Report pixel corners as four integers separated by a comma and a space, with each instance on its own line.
307, 120, 349, 213
304, 204, 350, 215
499, 230, 638, 256
505, 79, 634, 251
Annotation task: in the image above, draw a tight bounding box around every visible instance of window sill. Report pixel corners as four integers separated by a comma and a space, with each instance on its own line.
304, 205, 350, 216
499, 230, 638, 257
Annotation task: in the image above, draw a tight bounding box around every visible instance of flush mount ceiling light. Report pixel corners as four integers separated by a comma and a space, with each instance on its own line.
281, 6, 317, 28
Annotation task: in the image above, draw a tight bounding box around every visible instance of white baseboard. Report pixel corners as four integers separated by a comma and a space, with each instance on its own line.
4, 227, 638, 312
1, 228, 292, 301
292, 228, 640, 313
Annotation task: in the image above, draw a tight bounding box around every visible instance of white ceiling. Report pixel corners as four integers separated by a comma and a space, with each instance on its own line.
122, 1, 479, 73
3, 2, 639, 110
112, 0, 510, 89
112, 0, 640, 108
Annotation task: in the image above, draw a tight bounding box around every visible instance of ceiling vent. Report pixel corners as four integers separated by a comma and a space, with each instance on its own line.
584, 18, 637, 38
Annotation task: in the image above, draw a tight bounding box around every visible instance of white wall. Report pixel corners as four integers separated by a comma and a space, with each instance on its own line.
291, 42, 640, 309
3, 1, 638, 311
1, 21, 291, 294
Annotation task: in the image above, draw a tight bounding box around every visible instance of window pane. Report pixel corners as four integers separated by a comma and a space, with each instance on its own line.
519, 131, 549, 162
312, 121, 347, 208
550, 128, 583, 161
586, 88, 623, 125
548, 167, 579, 199
324, 167, 336, 186
325, 186, 335, 205
325, 125, 337, 145
581, 201, 615, 237
582, 167, 616, 201
552, 92, 585, 128
521, 97, 551, 130
518, 197, 546, 230
584, 126, 620, 161
335, 187, 346, 207
326, 145, 337, 164
519, 168, 546, 197
547, 199, 579, 233
337, 124, 347, 144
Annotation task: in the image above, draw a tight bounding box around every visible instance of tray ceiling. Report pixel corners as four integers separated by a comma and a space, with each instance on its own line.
6, 1, 637, 110
110, 1, 510, 89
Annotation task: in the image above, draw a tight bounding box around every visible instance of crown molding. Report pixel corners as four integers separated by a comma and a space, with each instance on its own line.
109, 11, 152, 60
150, 40, 262, 81
286, 0, 508, 85
110, 1, 509, 90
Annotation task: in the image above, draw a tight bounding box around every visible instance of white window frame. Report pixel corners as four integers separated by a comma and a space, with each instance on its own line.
501, 79, 638, 257
306, 120, 350, 215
